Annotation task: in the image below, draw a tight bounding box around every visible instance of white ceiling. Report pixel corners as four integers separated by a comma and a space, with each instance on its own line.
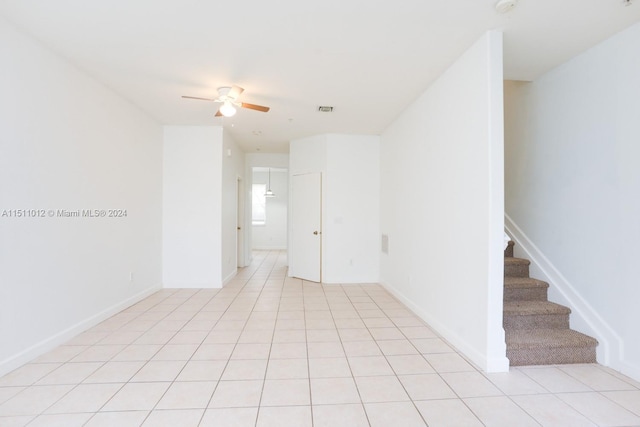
1, 1, 638, 153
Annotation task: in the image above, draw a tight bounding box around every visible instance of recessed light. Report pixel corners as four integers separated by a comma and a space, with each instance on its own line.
495, 0, 518, 13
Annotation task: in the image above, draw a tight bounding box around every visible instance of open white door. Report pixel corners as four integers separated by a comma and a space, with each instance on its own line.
237, 177, 245, 268
291, 172, 322, 282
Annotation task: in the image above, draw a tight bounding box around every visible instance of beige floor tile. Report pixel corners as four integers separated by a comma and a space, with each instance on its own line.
266, 358, 308, 379
386, 354, 434, 375
131, 360, 186, 382
238, 330, 274, 344
84, 410, 148, 427
99, 331, 144, 345
0, 385, 73, 416
111, 344, 162, 361
83, 361, 144, 383
308, 358, 352, 378
208, 380, 263, 408
0, 415, 34, 426
28, 413, 92, 427
441, 371, 503, 398
305, 319, 336, 329
307, 342, 345, 358
399, 326, 437, 339
141, 409, 204, 426
32, 346, 88, 364
46, 383, 122, 413
0, 364, 60, 387
168, 330, 208, 345
415, 399, 483, 427
260, 379, 310, 406
203, 330, 242, 344
156, 381, 216, 409
231, 343, 271, 360
338, 328, 373, 342
0, 387, 25, 406
364, 401, 426, 427
256, 405, 312, 427
311, 377, 361, 404
355, 376, 409, 403
269, 342, 307, 359
424, 353, 475, 373
557, 391, 640, 426
343, 341, 382, 357
377, 339, 419, 355
307, 329, 340, 342
464, 396, 540, 427
363, 317, 395, 328
369, 327, 405, 340
399, 374, 457, 400
176, 360, 226, 382
135, 331, 176, 345
601, 390, 640, 416
221, 359, 267, 380
334, 318, 367, 329
35, 362, 102, 385
411, 338, 454, 354
348, 356, 394, 376
71, 345, 126, 362
559, 364, 638, 391
312, 403, 369, 427
152, 344, 199, 360
486, 369, 548, 395
272, 329, 306, 343
200, 407, 258, 426
191, 343, 234, 360
511, 394, 596, 427
519, 367, 593, 393
102, 382, 170, 411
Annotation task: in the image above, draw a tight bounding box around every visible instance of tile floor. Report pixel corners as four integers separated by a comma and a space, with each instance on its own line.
1, 250, 640, 426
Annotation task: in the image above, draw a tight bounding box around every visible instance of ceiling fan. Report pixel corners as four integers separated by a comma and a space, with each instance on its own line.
182, 85, 270, 117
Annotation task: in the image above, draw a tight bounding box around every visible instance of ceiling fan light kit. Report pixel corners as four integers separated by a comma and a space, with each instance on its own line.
219, 100, 237, 117
182, 85, 270, 118
495, 0, 518, 13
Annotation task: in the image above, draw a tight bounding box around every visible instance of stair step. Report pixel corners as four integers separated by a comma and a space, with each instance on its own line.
504, 277, 549, 302
506, 329, 598, 366
504, 257, 530, 278
503, 301, 570, 330
504, 240, 515, 258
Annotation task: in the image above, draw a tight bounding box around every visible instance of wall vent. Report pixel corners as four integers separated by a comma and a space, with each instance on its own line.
318, 106, 334, 112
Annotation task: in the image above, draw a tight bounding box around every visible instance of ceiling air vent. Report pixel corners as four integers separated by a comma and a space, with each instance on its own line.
318, 106, 334, 113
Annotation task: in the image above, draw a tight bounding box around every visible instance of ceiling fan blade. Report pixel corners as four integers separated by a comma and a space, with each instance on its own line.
227, 85, 245, 100
215, 110, 223, 117
241, 102, 270, 112
182, 95, 216, 101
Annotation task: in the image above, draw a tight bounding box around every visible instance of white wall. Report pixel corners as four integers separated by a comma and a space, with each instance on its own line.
0, 18, 163, 375
163, 126, 222, 288
221, 129, 244, 283
289, 134, 380, 283
324, 135, 380, 283
252, 170, 288, 250
379, 31, 507, 372
504, 22, 640, 380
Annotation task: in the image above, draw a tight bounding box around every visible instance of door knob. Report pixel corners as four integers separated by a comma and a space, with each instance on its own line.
237, 227, 241, 230
313, 231, 319, 235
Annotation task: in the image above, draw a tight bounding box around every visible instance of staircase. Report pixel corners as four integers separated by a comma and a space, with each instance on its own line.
504, 241, 598, 366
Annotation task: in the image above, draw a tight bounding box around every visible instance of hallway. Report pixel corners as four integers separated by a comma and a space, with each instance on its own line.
0, 251, 639, 426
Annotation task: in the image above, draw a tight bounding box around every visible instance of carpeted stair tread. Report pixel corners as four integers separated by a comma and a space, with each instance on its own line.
505, 329, 598, 350
504, 277, 549, 289
504, 301, 570, 316
504, 257, 530, 267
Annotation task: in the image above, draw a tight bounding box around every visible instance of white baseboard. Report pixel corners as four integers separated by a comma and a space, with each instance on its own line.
222, 269, 237, 286
380, 280, 509, 373
0, 283, 161, 377
505, 214, 623, 370
162, 281, 221, 289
